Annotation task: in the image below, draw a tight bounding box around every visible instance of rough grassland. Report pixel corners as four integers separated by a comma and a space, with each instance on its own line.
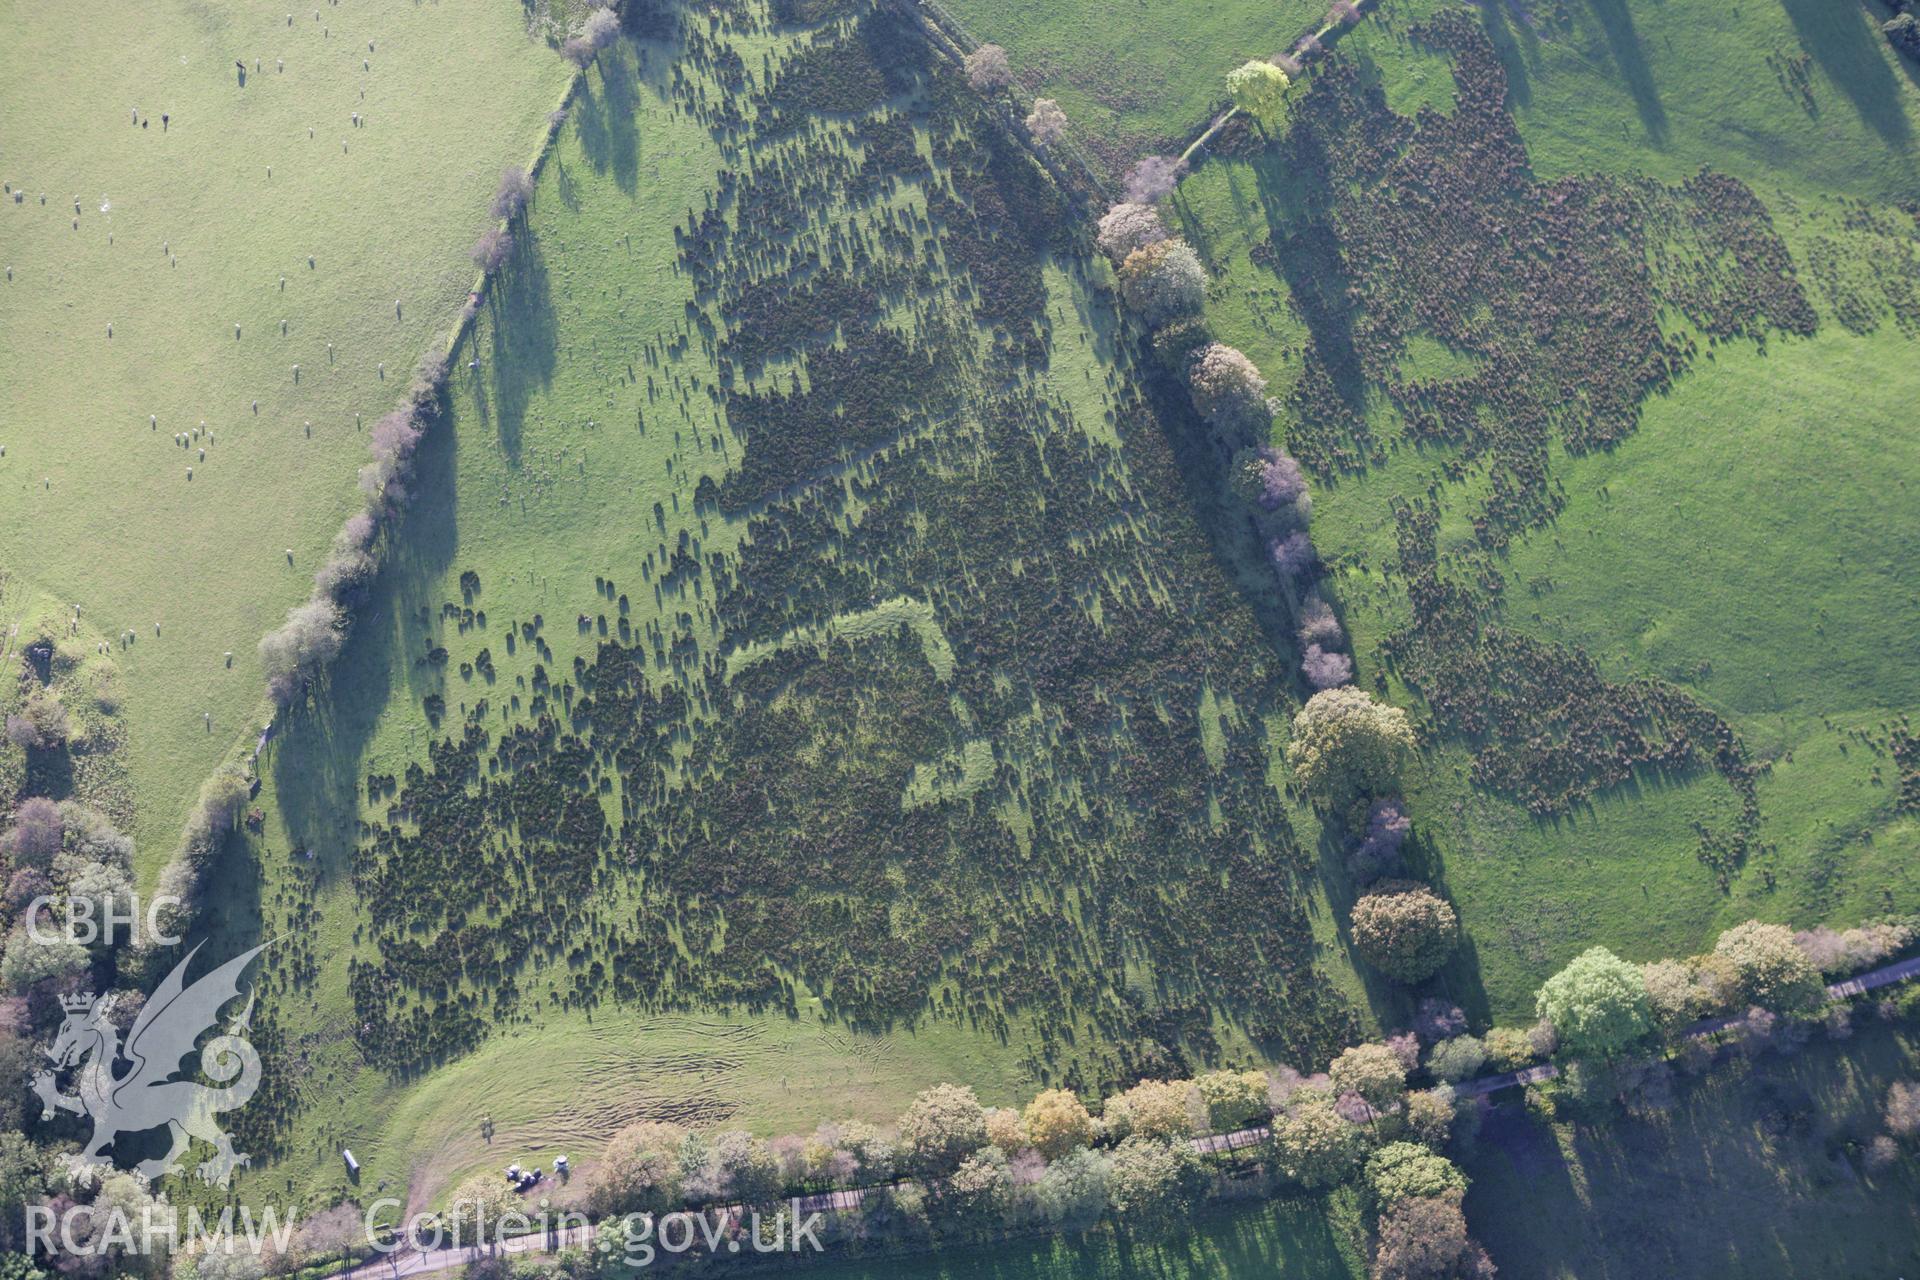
1466, 1023, 1920, 1277
0, 0, 572, 866
1174, 0, 1920, 1018
933, 0, 1327, 176
227, 5, 1367, 1211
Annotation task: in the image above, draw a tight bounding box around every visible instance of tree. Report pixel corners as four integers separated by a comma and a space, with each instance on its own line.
1229, 447, 1310, 522
1022, 1089, 1093, 1159
1270, 531, 1320, 582
1714, 920, 1825, 1016
563, 7, 621, 66
471, 228, 513, 272
490, 167, 534, 220
984, 1107, 1027, 1154
1095, 203, 1167, 263
587, 1120, 687, 1217
0, 1132, 45, 1252
1116, 238, 1206, 327
1366, 1143, 1467, 1206
1186, 343, 1271, 443
1123, 155, 1187, 204
1105, 1136, 1203, 1233
1350, 798, 1410, 884
4, 797, 64, 869
6, 690, 67, 751
897, 1083, 989, 1174
1025, 98, 1068, 148
1331, 1042, 1407, 1112
1270, 1094, 1363, 1189
259, 597, 345, 704
1887, 14, 1920, 61
688, 1130, 782, 1206
1536, 947, 1653, 1060
443, 1174, 521, 1247
942, 1146, 1013, 1226
1351, 882, 1458, 983
1034, 1148, 1112, 1226
1226, 61, 1291, 129
1107, 1078, 1198, 1140
1425, 1036, 1485, 1085
1481, 1027, 1534, 1072
1402, 1087, 1455, 1150
1303, 644, 1353, 690
1, 924, 87, 994
1286, 687, 1416, 808
963, 44, 1012, 91
296, 1203, 363, 1272
1641, 958, 1716, 1031
1194, 1069, 1269, 1131
1371, 1194, 1494, 1280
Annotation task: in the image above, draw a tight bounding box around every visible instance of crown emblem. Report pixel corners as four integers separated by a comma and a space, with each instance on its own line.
61, 992, 97, 1013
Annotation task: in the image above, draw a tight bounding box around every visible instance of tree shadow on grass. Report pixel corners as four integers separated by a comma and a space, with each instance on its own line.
1778, 0, 1912, 144
484, 231, 559, 466
575, 41, 642, 195
1583, 0, 1670, 146
270, 407, 460, 885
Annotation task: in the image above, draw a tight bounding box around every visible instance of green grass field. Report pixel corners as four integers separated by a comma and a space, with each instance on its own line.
0, 0, 574, 868
933, 0, 1327, 177
1467, 1022, 1920, 1277
1173, 0, 1920, 1018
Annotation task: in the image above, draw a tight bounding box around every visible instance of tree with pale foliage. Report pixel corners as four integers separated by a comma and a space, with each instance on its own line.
1371, 1193, 1495, 1280
1366, 1143, 1467, 1206
1186, 342, 1271, 442
1402, 1087, 1455, 1149
259, 597, 345, 705
1536, 947, 1653, 1060
587, 1120, 687, 1217
1426, 1036, 1485, 1085
1107, 1078, 1198, 1140
984, 1107, 1027, 1154
1351, 882, 1458, 983
1286, 686, 1416, 808
1034, 1148, 1112, 1226
1641, 958, 1717, 1031
1022, 1089, 1094, 1159
1105, 1136, 1204, 1233
1095, 203, 1168, 263
943, 1146, 1013, 1224
1025, 98, 1068, 147
1124, 155, 1188, 204
964, 44, 1013, 91
1195, 1069, 1270, 1131
1714, 920, 1826, 1016
1227, 60, 1291, 129
897, 1083, 989, 1174
1117, 238, 1206, 327
443, 1173, 522, 1246
1331, 1042, 1407, 1112
1270, 1094, 1363, 1189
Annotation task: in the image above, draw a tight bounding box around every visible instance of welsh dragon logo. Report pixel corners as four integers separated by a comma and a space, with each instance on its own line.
33, 942, 268, 1186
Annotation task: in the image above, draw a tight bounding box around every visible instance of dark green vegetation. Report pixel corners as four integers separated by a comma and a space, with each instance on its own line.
1468, 1023, 1920, 1277
1176, 0, 1920, 1017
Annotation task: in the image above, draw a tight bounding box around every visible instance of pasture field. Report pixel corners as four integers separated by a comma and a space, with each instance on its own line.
0, 0, 574, 866
225, 0, 1372, 1209
929, 0, 1327, 178
1466, 1021, 1920, 1277
1172, 0, 1920, 1017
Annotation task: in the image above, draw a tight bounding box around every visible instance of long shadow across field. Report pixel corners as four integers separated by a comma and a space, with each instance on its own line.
1583, 0, 1668, 144
1778, 0, 1912, 143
